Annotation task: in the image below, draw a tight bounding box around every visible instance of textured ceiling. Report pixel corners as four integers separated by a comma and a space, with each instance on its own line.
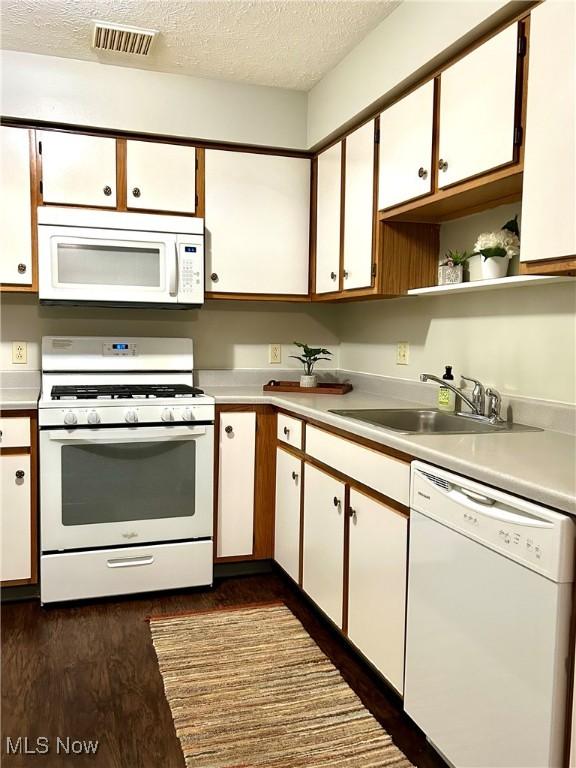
0, 0, 401, 91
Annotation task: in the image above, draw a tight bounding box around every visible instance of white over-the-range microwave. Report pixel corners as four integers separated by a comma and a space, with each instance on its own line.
38, 207, 205, 308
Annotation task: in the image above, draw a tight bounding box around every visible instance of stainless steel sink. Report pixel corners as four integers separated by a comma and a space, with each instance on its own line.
328, 408, 541, 435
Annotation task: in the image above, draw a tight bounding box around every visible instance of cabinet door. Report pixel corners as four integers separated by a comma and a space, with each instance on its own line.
521, 1, 575, 264
348, 490, 408, 693
39, 131, 117, 207
315, 143, 342, 294
205, 150, 310, 295
438, 24, 519, 188
302, 463, 345, 626
378, 81, 434, 210
217, 412, 256, 558
126, 140, 196, 214
343, 122, 375, 291
274, 448, 301, 582
0, 127, 32, 285
1, 454, 31, 583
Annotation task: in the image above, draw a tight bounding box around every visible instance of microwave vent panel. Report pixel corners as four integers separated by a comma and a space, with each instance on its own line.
92, 21, 158, 56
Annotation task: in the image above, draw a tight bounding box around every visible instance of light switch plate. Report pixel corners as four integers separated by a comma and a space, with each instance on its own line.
269, 343, 282, 364
12, 341, 27, 364
396, 342, 409, 365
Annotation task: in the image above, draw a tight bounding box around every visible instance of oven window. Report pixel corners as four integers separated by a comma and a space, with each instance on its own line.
56, 243, 162, 287
61, 440, 196, 525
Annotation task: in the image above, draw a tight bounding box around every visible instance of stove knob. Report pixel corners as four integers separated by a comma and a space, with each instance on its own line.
161, 408, 175, 422
87, 411, 101, 425
63, 411, 77, 426
182, 408, 194, 422
125, 410, 138, 424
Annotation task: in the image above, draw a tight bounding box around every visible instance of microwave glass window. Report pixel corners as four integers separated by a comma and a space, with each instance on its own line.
56, 243, 162, 287
61, 439, 196, 525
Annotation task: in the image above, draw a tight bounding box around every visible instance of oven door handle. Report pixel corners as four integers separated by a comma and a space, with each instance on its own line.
47, 426, 207, 443
107, 555, 154, 569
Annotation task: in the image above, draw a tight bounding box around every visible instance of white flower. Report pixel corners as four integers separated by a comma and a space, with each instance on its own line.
474, 229, 520, 259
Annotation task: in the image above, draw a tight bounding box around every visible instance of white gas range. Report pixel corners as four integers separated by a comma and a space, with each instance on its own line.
38, 336, 215, 604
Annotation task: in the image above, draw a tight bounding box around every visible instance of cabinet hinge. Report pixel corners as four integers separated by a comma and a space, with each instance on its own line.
38, 140, 42, 155
371, 262, 377, 277
374, 127, 380, 144
514, 125, 523, 146
196, 157, 198, 170
517, 34, 527, 57
39, 180, 43, 195
195, 193, 199, 207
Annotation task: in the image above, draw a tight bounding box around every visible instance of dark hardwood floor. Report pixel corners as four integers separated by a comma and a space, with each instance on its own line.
1, 571, 445, 767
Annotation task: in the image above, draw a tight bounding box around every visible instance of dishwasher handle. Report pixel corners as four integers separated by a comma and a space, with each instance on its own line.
450, 486, 553, 529
459, 487, 495, 506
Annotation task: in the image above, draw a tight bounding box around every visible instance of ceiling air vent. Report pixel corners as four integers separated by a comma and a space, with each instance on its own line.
92, 21, 158, 56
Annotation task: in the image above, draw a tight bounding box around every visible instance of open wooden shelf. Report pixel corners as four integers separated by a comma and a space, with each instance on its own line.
407, 274, 574, 297
378, 167, 523, 224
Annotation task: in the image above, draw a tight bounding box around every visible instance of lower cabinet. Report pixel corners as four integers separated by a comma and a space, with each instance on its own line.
302, 463, 346, 627
347, 488, 408, 694
216, 411, 256, 558
274, 448, 301, 582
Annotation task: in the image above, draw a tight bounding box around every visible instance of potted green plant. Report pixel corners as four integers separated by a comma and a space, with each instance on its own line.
290, 342, 332, 388
473, 215, 520, 280
438, 250, 472, 285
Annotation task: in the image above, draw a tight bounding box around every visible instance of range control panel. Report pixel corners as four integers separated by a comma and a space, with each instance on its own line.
102, 342, 138, 356
39, 403, 215, 428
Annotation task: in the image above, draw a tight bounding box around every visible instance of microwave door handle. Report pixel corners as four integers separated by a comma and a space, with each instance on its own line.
169, 243, 178, 297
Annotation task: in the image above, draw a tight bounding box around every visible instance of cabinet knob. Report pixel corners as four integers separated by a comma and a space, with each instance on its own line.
438, 159, 448, 172
291, 471, 298, 481
333, 496, 340, 508
210, 273, 219, 283
330, 271, 337, 281
17, 263, 27, 274
348, 508, 357, 521
418, 166, 428, 179
132, 187, 141, 198
15, 470, 25, 479
224, 425, 233, 434
343, 270, 349, 279
283, 426, 290, 436
103, 185, 112, 196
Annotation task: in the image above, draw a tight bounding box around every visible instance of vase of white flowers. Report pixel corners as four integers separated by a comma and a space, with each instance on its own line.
473, 215, 520, 280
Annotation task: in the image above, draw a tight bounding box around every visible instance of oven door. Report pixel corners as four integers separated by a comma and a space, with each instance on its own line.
38, 225, 178, 304
40, 424, 213, 551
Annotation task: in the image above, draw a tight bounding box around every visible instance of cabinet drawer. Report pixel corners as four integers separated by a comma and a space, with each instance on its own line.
277, 414, 303, 449
41, 540, 213, 603
305, 425, 410, 505
0, 417, 30, 448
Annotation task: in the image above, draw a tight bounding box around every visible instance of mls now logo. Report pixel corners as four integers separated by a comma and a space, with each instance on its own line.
6, 736, 99, 755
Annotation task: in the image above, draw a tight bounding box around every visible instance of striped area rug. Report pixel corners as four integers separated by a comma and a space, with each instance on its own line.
149, 602, 413, 768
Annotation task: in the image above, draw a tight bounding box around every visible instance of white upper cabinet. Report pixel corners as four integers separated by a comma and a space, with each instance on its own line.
274, 448, 302, 582
205, 149, 310, 295
38, 131, 117, 207
343, 122, 375, 291
0, 127, 32, 285
347, 490, 408, 694
302, 463, 345, 627
315, 142, 342, 294
378, 81, 434, 210
521, 1, 575, 264
437, 23, 519, 188
126, 140, 196, 214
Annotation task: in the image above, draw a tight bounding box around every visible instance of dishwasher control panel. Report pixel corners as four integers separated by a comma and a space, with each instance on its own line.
411, 462, 575, 583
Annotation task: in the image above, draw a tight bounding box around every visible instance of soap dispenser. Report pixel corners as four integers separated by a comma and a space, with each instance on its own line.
437, 366, 456, 412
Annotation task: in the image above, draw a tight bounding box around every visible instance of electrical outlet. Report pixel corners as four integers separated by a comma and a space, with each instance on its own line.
269, 343, 282, 364
12, 342, 27, 365
396, 342, 409, 366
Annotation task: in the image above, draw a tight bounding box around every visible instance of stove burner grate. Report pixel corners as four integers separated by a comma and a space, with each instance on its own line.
51, 384, 204, 400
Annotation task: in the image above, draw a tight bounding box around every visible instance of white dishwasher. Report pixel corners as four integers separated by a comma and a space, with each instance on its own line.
405, 461, 575, 768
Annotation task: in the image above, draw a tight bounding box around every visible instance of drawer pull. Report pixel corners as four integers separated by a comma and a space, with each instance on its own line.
15, 469, 25, 479
283, 426, 290, 436
106, 555, 154, 569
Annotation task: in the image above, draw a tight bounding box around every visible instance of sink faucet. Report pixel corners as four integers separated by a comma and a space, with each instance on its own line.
419, 373, 481, 416
461, 376, 485, 416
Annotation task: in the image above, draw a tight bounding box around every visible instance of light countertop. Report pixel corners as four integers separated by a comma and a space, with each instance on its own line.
0, 388, 40, 411
209, 386, 576, 515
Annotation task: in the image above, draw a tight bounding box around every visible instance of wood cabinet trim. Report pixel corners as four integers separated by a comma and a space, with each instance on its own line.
116, 138, 127, 211
205, 292, 311, 302
520, 258, 576, 276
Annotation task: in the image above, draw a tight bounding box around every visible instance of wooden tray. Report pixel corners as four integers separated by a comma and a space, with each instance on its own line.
263, 380, 353, 395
